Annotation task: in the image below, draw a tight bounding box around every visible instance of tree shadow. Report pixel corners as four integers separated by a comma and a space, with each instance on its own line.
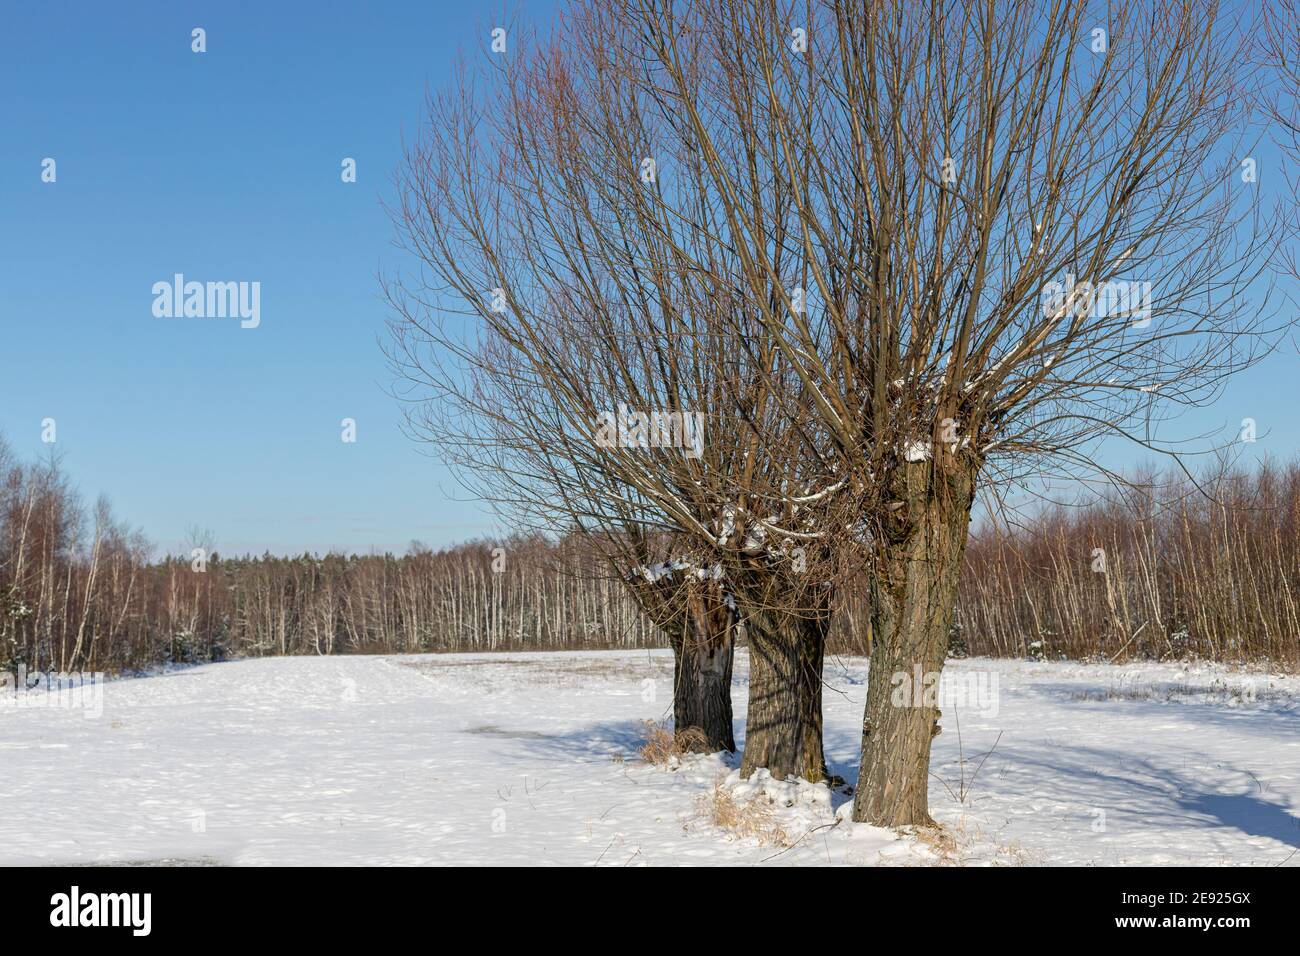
967, 741, 1300, 857
1175, 789, 1300, 850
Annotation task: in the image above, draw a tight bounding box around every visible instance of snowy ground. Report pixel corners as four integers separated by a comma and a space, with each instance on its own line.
2, 650, 1297, 866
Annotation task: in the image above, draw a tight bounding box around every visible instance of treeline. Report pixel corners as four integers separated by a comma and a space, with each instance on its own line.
957, 462, 1300, 666
0, 443, 659, 674
3, 438, 1298, 673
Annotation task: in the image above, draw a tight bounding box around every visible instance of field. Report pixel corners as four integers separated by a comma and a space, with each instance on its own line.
2, 651, 1297, 866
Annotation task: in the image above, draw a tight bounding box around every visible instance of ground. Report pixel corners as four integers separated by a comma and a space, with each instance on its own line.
2, 650, 1297, 866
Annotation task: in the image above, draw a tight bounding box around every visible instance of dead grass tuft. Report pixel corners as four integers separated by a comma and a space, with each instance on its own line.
911, 822, 960, 865
637, 720, 710, 767
905, 817, 1028, 866
696, 780, 792, 846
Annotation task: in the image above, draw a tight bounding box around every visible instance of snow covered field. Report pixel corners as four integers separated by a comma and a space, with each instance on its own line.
2, 650, 1297, 866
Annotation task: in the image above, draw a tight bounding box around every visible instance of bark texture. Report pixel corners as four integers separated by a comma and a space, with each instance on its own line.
739, 607, 829, 783
853, 456, 977, 827
670, 585, 737, 752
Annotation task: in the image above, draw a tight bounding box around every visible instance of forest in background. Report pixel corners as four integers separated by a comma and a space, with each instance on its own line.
2, 437, 1297, 673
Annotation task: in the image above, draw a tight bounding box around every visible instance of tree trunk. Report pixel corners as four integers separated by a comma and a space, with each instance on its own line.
670, 585, 737, 752
740, 607, 828, 783
853, 457, 977, 827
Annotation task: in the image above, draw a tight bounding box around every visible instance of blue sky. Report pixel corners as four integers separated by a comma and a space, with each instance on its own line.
1, 1, 557, 556
1, 0, 1293, 556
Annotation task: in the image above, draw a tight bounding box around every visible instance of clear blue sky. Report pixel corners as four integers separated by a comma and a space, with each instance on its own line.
1, 1, 557, 557
1, 0, 1293, 556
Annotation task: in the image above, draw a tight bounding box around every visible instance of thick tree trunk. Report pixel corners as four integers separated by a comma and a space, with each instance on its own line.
740, 607, 828, 783
853, 458, 976, 827
670, 585, 736, 752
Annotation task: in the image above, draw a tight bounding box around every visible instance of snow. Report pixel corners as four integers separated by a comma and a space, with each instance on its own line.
637, 559, 724, 583
903, 440, 933, 461
638, 558, 692, 582
1, 651, 1297, 866
714, 504, 737, 546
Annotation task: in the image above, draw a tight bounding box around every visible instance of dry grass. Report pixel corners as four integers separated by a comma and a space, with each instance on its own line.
1067, 678, 1270, 706
637, 720, 710, 767
902, 817, 1029, 866
400, 656, 670, 692
911, 822, 960, 864
695, 780, 792, 847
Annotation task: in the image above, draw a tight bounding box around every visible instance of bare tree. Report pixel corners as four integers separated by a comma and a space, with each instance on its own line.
612, 0, 1280, 824
385, 0, 1280, 823
625, 540, 738, 752
384, 7, 864, 780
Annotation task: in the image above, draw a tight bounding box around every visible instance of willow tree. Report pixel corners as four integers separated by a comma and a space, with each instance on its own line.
385, 10, 860, 777
616, 0, 1280, 825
